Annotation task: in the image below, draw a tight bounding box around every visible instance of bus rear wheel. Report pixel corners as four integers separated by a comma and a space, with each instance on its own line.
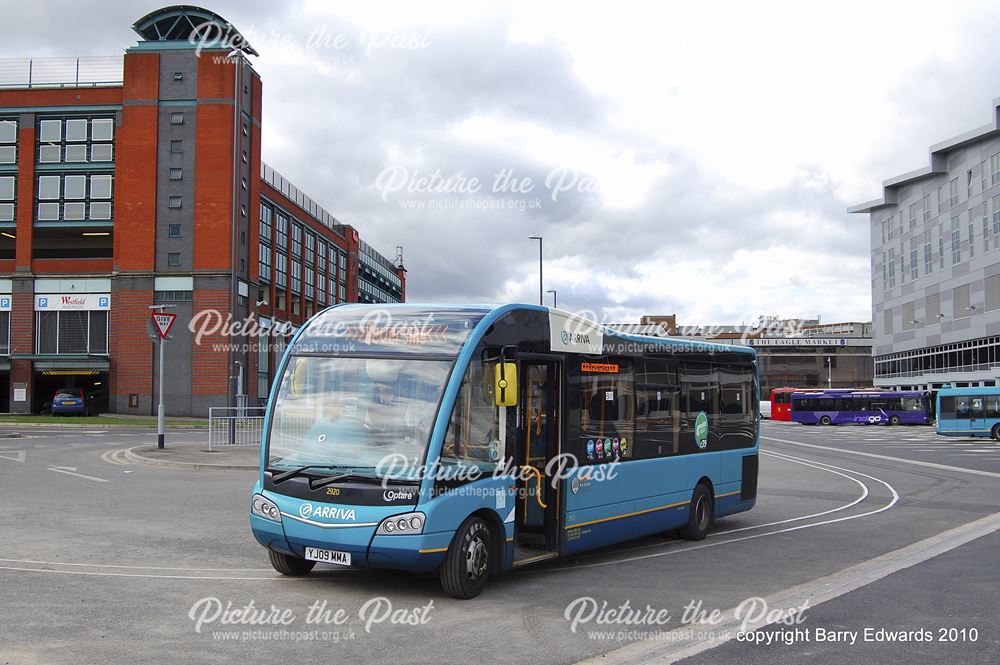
889, 415, 901, 426
819, 415, 832, 426
268, 550, 316, 576
680, 483, 714, 541
440, 516, 491, 599
992, 424, 1000, 441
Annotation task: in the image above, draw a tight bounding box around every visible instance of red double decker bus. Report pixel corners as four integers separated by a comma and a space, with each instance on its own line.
770, 387, 824, 421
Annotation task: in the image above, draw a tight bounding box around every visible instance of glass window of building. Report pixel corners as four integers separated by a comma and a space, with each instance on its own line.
290, 259, 301, 294
259, 203, 273, 241
0, 175, 14, 222
0, 118, 17, 164
259, 243, 271, 282
275, 212, 288, 249
37, 116, 114, 164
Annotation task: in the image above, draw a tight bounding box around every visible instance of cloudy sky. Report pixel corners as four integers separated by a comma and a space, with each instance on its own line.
7, 0, 1000, 325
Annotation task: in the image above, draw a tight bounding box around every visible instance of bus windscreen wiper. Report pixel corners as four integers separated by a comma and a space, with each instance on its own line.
309, 469, 383, 490
268, 464, 355, 484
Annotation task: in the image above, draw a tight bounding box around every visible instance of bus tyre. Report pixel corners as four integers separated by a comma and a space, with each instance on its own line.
680, 484, 714, 541
268, 550, 316, 576
889, 415, 901, 426
819, 415, 832, 426
440, 516, 491, 599
992, 424, 1000, 441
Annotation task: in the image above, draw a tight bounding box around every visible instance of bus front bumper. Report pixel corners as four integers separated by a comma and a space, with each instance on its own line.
250, 513, 452, 573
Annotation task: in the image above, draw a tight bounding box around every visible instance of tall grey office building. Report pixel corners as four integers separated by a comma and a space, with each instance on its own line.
850, 98, 1000, 391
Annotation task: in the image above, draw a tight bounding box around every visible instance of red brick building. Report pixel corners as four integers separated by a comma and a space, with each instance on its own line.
0, 6, 405, 415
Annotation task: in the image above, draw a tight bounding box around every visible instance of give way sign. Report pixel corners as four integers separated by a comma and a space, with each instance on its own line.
151, 312, 177, 339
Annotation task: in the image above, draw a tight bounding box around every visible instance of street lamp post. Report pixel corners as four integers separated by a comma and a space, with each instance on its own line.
546, 288, 557, 308
826, 356, 832, 389
528, 235, 543, 306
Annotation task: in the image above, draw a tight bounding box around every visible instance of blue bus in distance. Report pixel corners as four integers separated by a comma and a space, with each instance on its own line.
936, 386, 1000, 439
791, 390, 931, 426
250, 304, 760, 598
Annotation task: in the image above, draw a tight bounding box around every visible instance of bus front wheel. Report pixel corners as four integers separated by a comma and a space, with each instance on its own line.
992, 424, 1000, 441
889, 415, 901, 426
680, 484, 714, 541
440, 516, 491, 599
268, 550, 316, 576
819, 415, 832, 426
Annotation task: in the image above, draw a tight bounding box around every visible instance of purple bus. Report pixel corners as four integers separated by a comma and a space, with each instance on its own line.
790, 390, 932, 426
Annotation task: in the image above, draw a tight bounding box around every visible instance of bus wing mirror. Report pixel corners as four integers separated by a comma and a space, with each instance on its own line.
494, 362, 518, 407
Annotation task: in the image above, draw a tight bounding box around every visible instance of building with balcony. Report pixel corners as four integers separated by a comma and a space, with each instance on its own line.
850, 97, 1000, 392
0, 6, 405, 415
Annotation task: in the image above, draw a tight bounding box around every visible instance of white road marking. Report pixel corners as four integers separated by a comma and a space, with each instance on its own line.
581, 511, 1000, 665
0, 450, 25, 463
764, 435, 1000, 478
47, 466, 108, 482
100, 450, 131, 466
546, 450, 899, 572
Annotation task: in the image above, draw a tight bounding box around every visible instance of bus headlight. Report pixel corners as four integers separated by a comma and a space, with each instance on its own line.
376, 512, 425, 535
251, 494, 282, 523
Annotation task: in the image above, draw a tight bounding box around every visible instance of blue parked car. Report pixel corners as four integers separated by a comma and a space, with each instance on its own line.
50, 388, 91, 416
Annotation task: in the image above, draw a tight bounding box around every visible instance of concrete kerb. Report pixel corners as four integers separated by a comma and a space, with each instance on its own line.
124, 446, 259, 471
0, 422, 208, 430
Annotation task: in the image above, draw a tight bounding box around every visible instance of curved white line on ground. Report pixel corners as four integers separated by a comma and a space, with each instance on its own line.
556, 451, 871, 562
540, 449, 899, 572
714, 451, 869, 535
763, 435, 1000, 478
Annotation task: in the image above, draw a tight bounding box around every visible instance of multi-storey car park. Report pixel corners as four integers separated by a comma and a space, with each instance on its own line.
0, 6, 406, 416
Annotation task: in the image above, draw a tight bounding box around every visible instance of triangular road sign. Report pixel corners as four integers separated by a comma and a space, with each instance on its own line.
151, 312, 177, 339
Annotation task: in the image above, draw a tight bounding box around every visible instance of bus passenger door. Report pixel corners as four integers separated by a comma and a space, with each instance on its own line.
513, 360, 561, 564
969, 396, 985, 433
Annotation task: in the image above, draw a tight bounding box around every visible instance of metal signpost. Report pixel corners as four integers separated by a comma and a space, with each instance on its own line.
149, 306, 177, 449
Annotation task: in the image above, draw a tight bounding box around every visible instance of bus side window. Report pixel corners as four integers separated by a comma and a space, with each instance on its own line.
939, 396, 956, 419
987, 395, 1000, 418
956, 398, 970, 418
442, 357, 514, 471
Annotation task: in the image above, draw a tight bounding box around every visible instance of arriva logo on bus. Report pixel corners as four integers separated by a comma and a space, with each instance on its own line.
299, 503, 357, 521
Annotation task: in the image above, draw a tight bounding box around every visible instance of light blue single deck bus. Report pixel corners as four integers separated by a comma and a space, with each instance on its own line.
936, 386, 1000, 440
250, 304, 760, 598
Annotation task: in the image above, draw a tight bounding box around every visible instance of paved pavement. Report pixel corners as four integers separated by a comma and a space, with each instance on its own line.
127, 440, 258, 470
0, 421, 996, 664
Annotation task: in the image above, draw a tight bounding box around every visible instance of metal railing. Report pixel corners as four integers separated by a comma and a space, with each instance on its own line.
261, 162, 346, 237
875, 362, 1000, 379
208, 406, 266, 450
0, 57, 124, 89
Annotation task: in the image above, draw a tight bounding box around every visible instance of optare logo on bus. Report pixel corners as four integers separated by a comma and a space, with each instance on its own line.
299, 502, 357, 521
695, 411, 709, 449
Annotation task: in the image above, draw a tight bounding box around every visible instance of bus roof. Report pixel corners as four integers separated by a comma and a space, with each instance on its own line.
935, 386, 1000, 396
291, 303, 756, 357
791, 390, 927, 398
